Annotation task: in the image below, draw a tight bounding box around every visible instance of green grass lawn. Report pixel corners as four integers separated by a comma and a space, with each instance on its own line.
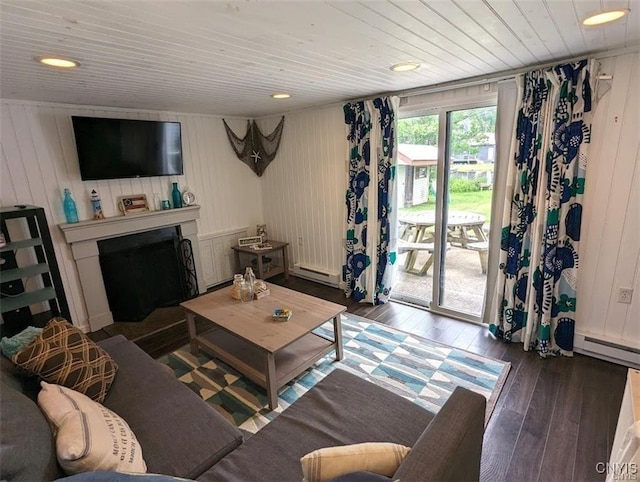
399, 190, 494, 223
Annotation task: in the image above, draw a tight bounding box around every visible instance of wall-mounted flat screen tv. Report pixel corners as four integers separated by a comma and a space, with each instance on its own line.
72, 116, 183, 180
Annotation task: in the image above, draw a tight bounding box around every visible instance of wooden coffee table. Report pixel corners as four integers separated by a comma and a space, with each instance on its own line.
181, 284, 346, 410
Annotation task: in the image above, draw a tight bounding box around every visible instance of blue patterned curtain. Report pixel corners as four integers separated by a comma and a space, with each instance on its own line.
343, 97, 398, 304
490, 60, 593, 357
372, 98, 397, 304
344, 101, 372, 302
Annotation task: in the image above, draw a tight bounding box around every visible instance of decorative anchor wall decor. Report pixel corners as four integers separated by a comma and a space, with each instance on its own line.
223, 117, 285, 177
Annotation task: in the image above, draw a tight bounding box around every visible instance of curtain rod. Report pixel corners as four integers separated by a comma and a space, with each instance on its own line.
354, 44, 638, 103
258, 44, 637, 119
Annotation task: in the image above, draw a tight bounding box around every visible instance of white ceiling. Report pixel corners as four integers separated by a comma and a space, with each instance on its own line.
1, 0, 638, 117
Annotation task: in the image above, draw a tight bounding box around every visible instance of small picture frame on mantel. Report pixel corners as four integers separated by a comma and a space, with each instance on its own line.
117, 194, 149, 216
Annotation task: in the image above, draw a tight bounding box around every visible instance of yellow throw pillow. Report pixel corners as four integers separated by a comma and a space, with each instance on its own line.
11, 317, 117, 403
38, 381, 147, 475
300, 442, 410, 482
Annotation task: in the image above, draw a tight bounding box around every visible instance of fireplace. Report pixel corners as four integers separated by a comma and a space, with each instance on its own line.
59, 206, 206, 331
98, 227, 184, 322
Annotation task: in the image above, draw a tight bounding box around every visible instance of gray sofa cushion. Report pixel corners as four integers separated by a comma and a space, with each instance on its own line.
55, 471, 193, 481
1, 352, 40, 400
199, 368, 434, 482
392, 386, 486, 482
98, 336, 243, 479
0, 379, 63, 481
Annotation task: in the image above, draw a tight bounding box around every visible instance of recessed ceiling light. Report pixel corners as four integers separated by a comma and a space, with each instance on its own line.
271, 93, 290, 99
36, 56, 80, 68
583, 9, 629, 26
390, 62, 420, 72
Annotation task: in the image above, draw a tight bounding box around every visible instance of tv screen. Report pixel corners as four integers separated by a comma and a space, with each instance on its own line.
72, 116, 183, 180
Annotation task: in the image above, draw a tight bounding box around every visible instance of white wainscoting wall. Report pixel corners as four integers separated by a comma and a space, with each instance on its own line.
1, 100, 262, 331
199, 227, 248, 288
575, 52, 640, 363
258, 106, 347, 283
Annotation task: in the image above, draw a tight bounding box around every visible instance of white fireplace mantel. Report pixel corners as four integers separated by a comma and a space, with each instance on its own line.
59, 205, 206, 332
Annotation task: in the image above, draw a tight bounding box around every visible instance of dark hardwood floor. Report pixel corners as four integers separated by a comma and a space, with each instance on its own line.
94, 274, 628, 482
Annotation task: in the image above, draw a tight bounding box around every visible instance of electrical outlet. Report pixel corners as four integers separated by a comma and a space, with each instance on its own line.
618, 288, 633, 304
298, 236, 304, 247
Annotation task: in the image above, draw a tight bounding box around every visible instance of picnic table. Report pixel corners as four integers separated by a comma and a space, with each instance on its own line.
398, 211, 488, 275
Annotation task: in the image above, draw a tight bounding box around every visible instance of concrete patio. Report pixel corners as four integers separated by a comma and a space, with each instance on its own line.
393, 246, 488, 317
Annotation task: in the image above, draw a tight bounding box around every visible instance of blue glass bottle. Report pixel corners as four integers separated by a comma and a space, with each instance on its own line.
171, 182, 183, 208
63, 188, 79, 223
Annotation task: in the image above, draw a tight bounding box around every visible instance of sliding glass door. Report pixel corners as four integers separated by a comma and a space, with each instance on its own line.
394, 114, 438, 308
393, 104, 496, 321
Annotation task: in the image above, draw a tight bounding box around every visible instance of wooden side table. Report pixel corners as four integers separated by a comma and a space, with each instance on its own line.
231, 240, 289, 280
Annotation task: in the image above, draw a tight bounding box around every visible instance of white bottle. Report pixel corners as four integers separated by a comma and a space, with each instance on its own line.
152, 193, 161, 211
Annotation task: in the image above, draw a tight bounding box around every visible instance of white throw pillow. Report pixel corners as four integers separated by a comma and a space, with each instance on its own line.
300, 442, 410, 482
37, 381, 147, 475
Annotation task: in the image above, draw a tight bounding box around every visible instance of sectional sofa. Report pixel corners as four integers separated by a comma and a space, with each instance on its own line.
1, 333, 486, 481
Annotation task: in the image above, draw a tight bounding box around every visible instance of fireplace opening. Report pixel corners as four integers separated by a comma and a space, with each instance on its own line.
98, 227, 185, 322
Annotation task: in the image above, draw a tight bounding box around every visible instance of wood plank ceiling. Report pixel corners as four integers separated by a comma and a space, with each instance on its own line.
1, 0, 638, 117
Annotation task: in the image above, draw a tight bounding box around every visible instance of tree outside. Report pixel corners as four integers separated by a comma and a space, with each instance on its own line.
398, 107, 496, 157
397, 107, 497, 222
449, 107, 496, 157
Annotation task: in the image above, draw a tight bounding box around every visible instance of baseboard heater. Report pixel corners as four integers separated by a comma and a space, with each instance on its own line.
292, 263, 341, 287
575, 332, 640, 368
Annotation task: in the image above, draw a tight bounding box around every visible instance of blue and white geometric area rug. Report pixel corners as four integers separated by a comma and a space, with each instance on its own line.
159, 314, 510, 433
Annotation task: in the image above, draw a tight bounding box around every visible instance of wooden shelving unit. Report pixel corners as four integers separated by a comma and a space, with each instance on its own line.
1, 205, 70, 335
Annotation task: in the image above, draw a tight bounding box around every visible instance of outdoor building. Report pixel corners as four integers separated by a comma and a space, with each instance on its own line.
397, 143, 437, 208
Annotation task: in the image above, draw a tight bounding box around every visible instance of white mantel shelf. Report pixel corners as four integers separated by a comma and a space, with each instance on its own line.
59, 205, 205, 332
59, 205, 201, 244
